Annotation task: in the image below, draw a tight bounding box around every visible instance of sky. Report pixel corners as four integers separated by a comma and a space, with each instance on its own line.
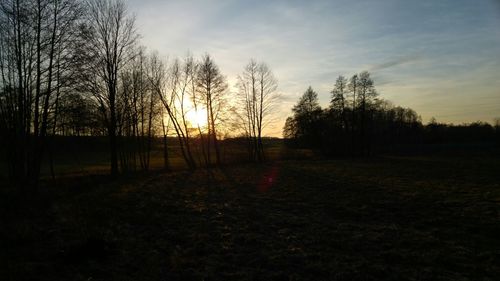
127, 0, 500, 137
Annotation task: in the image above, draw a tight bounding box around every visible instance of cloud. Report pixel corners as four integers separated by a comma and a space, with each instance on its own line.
368, 55, 422, 72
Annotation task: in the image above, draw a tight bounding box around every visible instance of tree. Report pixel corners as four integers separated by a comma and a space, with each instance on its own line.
293, 86, 321, 116
156, 56, 197, 170
357, 71, 376, 110
235, 59, 278, 161
0, 0, 82, 188
347, 74, 358, 152
283, 116, 297, 140
172, 56, 198, 169
147, 52, 173, 170
57, 92, 94, 136
286, 86, 323, 147
118, 48, 160, 172
185, 54, 209, 167
283, 72, 427, 155
330, 75, 348, 131
76, 0, 138, 176
494, 118, 500, 141
196, 54, 227, 166
357, 71, 377, 155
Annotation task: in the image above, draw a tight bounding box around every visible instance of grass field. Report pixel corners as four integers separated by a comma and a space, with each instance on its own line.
0, 137, 288, 179
1, 145, 500, 280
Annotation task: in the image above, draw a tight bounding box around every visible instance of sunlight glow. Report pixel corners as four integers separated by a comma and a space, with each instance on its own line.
186, 108, 208, 128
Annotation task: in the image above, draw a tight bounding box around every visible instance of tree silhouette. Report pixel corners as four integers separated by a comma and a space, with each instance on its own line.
76, 0, 138, 176
287, 86, 324, 147
156, 56, 198, 170
282, 75, 495, 157
357, 71, 377, 155
196, 54, 228, 166
235, 59, 278, 162
330, 75, 348, 132
0, 0, 82, 188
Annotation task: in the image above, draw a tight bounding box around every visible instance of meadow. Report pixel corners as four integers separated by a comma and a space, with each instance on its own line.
1, 141, 499, 280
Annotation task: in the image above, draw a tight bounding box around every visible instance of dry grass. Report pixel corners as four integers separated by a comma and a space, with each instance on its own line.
1, 150, 499, 280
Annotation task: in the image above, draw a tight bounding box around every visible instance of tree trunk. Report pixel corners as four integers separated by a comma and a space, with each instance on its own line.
109, 86, 118, 176
160, 112, 170, 171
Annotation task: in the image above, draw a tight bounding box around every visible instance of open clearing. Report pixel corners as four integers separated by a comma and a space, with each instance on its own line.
2, 154, 500, 280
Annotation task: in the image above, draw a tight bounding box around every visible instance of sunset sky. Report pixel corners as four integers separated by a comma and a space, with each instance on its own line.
128, 0, 500, 136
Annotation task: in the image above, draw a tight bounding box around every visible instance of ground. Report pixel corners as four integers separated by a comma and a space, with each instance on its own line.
1, 152, 500, 280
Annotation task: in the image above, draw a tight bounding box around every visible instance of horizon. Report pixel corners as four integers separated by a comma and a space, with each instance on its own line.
128, 0, 500, 137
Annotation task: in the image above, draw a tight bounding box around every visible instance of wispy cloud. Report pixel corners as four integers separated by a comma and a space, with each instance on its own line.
368, 55, 422, 72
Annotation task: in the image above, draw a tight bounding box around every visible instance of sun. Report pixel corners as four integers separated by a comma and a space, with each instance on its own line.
186, 108, 208, 128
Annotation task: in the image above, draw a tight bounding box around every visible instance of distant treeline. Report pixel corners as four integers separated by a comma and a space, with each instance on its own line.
283, 72, 499, 156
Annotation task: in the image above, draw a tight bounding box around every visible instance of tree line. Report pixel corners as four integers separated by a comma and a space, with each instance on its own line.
283, 72, 500, 156
0, 0, 279, 190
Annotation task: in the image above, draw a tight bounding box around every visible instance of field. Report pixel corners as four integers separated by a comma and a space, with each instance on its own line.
1, 145, 500, 280
0, 137, 288, 180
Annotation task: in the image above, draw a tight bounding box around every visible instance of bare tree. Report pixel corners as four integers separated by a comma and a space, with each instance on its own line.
76, 0, 138, 176
118, 47, 160, 172
235, 59, 278, 161
146, 52, 175, 171
347, 74, 358, 152
185, 54, 209, 167
357, 71, 377, 155
155, 56, 197, 170
171, 56, 197, 168
196, 54, 227, 166
0, 0, 81, 188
